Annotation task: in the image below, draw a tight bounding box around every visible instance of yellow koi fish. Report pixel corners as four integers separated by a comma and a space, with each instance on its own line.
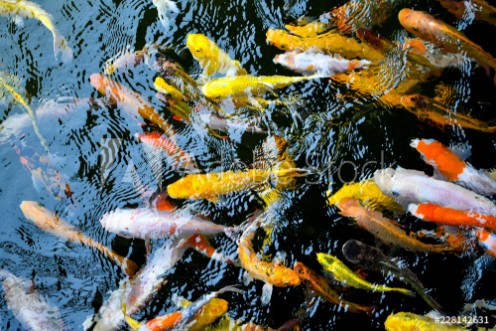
0, 0, 72, 63
266, 29, 384, 64
385, 312, 470, 331
186, 33, 247, 77
399, 8, 496, 83
201, 74, 321, 100
0, 72, 48, 151
327, 179, 403, 212
20, 201, 137, 277
238, 224, 301, 287
293, 262, 374, 314
167, 165, 306, 202
316, 253, 415, 296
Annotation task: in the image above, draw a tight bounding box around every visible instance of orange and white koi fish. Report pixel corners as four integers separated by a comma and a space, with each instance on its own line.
409, 203, 496, 230
273, 48, 371, 76
125, 286, 243, 331
411, 138, 496, 195
475, 228, 496, 257
90, 73, 176, 135
100, 208, 234, 240
185, 234, 239, 266
398, 8, 496, 84
0, 270, 66, 331
293, 261, 374, 314
20, 201, 136, 277
374, 167, 496, 215
336, 198, 458, 253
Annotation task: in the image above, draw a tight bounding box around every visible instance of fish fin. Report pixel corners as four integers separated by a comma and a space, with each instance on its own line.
433, 83, 455, 107
121, 292, 142, 331
12, 15, 24, 28
487, 167, 496, 180
53, 34, 73, 64
448, 142, 471, 161
261, 283, 273, 306
242, 271, 253, 285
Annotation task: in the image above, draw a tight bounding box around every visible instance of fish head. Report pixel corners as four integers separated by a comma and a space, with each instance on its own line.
89, 73, 108, 95
273, 51, 295, 69
186, 34, 213, 62
398, 9, 417, 34
373, 168, 395, 195
20, 201, 55, 231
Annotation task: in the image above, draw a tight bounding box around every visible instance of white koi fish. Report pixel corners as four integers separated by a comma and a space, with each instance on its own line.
99, 208, 234, 240
0, 270, 66, 331
273, 48, 371, 75
374, 167, 496, 215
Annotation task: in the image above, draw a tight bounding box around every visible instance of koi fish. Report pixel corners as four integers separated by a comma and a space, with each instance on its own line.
385, 312, 468, 331
186, 33, 247, 77
0, 72, 48, 151
266, 29, 384, 64
475, 228, 496, 257
167, 167, 307, 202
154, 76, 194, 123
398, 8, 496, 83
152, 0, 178, 29
100, 208, 234, 240
336, 198, 458, 253
89, 73, 176, 135
293, 262, 374, 314
411, 138, 496, 195
238, 223, 301, 288
20, 201, 137, 277
0, 0, 73, 63
273, 49, 371, 76
330, 0, 395, 34
342, 240, 445, 312
0, 270, 66, 331
284, 21, 330, 38
438, 0, 496, 26
317, 253, 415, 296
125, 286, 243, 331
11, 136, 73, 202
135, 132, 198, 173
327, 179, 403, 212
374, 167, 496, 215
125, 239, 189, 313
185, 234, 239, 266
408, 203, 496, 230
399, 94, 496, 133
84, 240, 188, 331
201, 74, 322, 100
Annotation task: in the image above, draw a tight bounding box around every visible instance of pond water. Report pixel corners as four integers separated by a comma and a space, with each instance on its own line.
1, 0, 496, 330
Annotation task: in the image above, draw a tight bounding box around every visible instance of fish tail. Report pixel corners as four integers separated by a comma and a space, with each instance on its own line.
392, 287, 416, 297
96, 243, 138, 277
53, 33, 73, 63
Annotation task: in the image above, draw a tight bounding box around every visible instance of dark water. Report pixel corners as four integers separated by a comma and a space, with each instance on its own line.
2, 0, 496, 330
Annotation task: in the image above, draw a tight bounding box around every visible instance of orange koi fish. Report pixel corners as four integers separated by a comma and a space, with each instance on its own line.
475, 228, 496, 257
238, 223, 301, 288
336, 198, 459, 253
135, 132, 198, 173
266, 29, 384, 64
90, 73, 176, 134
20, 201, 137, 277
411, 138, 496, 195
293, 262, 374, 314
409, 203, 496, 230
398, 8, 496, 84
